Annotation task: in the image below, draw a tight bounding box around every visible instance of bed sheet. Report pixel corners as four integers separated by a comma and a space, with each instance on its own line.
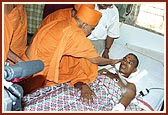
22, 75, 145, 111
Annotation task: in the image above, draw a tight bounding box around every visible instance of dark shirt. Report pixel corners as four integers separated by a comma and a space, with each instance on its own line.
43, 4, 74, 19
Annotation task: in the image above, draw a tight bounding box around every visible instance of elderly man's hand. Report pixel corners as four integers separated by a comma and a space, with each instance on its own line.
109, 59, 122, 66
80, 83, 97, 105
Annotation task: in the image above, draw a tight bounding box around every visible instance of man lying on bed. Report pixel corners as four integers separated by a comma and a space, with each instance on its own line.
98, 53, 139, 111
22, 53, 139, 111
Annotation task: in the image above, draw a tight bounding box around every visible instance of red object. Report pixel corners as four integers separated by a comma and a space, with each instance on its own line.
11, 78, 22, 83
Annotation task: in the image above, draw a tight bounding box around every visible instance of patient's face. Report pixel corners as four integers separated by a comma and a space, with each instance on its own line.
119, 54, 137, 78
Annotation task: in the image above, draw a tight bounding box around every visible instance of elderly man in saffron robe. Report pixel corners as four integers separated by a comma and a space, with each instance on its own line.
20, 5, 121, 103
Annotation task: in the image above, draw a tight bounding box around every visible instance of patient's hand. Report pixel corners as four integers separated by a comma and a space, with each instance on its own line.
98, 68, 116, 79
80, 83, 97, 105
98, 68, 110, 75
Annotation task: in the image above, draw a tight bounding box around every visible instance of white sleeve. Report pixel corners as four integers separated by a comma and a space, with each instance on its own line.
107, 7, 120, 38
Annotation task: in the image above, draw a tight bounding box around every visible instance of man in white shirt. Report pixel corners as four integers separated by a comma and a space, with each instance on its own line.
88, 4, 120, 59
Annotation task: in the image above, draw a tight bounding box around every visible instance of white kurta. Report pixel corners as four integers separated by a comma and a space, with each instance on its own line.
88, 4, 120, 40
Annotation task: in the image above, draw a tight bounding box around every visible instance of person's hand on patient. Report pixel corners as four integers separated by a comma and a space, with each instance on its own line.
109, 58, 122, 66
80, 83, 97, 105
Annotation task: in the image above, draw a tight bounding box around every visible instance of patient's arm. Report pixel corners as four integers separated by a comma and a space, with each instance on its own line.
98, 68, 117, 79
119, 83, 136, 108
99, 68, 136, 110
112, 82, 136, 111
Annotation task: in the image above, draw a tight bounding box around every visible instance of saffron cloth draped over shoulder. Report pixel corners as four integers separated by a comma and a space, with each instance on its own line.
27, 18, 99, 87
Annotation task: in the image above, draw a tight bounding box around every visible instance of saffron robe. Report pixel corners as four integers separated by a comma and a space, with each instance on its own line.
27, 18, 99, 87
29, 8, 72, 44
8, 4, 28, 58
4, 14, 13, 61
40, 8, 73, 28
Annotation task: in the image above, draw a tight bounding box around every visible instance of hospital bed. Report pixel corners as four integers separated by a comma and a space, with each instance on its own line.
22, 24, 165, 112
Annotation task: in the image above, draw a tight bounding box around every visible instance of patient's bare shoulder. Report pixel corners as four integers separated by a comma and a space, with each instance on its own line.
126, 82, 136, 96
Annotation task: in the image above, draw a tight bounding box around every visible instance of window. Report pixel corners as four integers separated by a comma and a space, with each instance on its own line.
124, 3, 165, 35
136, 3, 165, 35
